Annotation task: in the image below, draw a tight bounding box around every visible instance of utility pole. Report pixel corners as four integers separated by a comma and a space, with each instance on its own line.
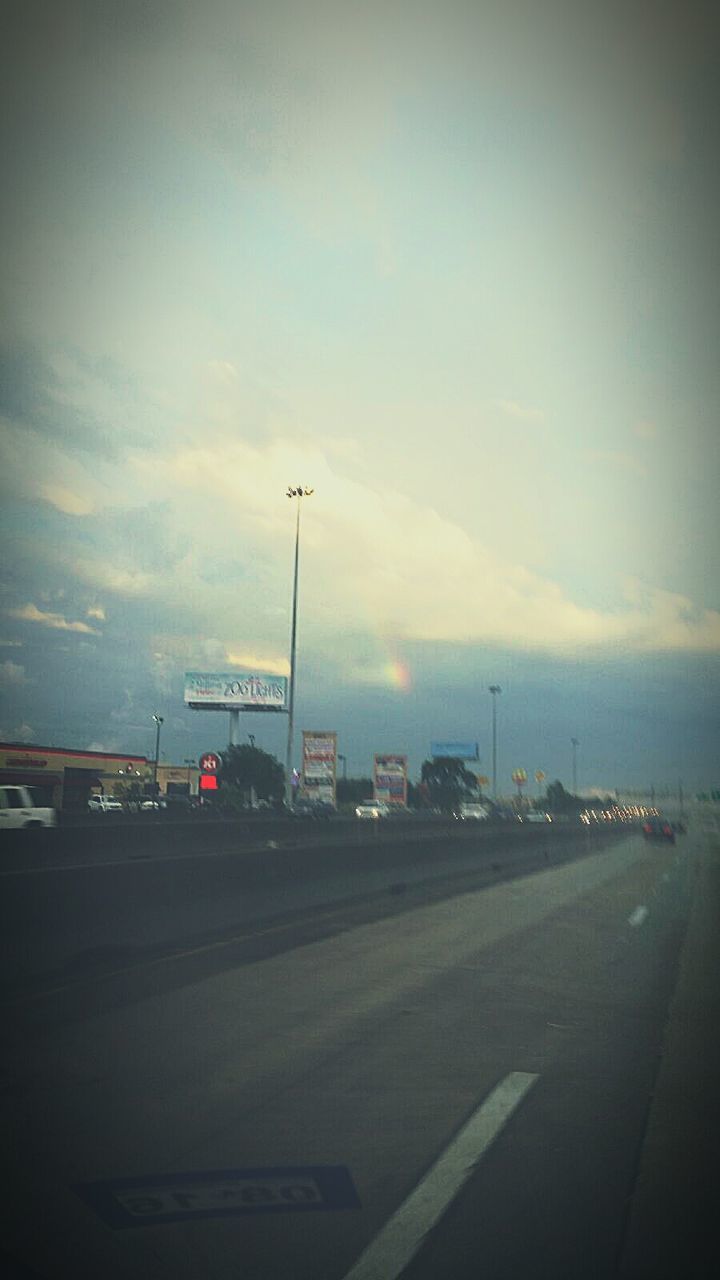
571, 737, 579, 795
152, 714, 164, 794
489, 686, 501, 801
284, 486, 314, 807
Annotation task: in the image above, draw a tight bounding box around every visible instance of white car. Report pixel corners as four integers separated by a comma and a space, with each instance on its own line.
88, 794, 123, 812
140, 798, 167, 811
455, 802, 490, 821
525, 811, 553, 823
355, 800, 390, 820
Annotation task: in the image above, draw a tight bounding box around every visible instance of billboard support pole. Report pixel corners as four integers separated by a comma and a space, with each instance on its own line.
229, 709, 240, 748
284, 487, 313, 807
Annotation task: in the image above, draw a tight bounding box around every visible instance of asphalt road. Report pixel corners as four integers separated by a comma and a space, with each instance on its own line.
1, 818, 716, 1280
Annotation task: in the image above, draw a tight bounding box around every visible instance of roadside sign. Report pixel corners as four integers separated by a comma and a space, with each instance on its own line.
199, 752, 221, 772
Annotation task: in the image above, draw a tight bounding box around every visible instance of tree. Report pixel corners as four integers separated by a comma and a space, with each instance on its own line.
420, 757, 478, 812
545, 779, 583, 813
336, 777, 373, 805
220, 745, 285, 803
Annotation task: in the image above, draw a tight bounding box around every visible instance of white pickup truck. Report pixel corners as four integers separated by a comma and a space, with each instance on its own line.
0, 784, 57, 829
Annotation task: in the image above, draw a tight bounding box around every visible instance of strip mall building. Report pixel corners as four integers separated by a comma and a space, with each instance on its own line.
0, 743, 201, 810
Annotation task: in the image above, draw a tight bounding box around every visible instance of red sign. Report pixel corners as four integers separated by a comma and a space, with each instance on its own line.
199, 752, 221, 772
199, 774, 218, 791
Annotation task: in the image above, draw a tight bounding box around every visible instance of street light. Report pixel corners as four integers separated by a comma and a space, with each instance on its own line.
571, 737, 580, 795
184, 757, 194, 796
152, 714, 164, 793
489, 685, 502, 801
285, 485, 314, 806
338, 753, 347, 781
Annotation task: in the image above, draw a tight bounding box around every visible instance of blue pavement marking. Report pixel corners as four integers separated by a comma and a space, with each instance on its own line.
75, 1165, 361, 1228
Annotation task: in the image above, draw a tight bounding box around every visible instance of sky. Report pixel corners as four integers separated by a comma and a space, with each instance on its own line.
1, 0, 718, 795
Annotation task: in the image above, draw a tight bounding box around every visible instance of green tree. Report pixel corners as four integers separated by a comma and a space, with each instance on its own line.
336, 777, 373, 805
420, 757, 478, 812
220, 744, 285, 803
545, 779, 583, 813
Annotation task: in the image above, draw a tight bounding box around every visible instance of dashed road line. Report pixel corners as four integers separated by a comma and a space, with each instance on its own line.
341, 1071, 539, 1280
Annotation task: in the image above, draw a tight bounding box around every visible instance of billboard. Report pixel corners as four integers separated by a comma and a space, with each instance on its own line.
374, 754, 408, 806
302, 731, 337, 805
184, 672, 288, 712
430, 742, 478, 760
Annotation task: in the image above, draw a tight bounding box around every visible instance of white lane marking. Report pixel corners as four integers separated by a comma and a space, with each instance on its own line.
628, 905, 648, 927
342, 1071, 539, 1280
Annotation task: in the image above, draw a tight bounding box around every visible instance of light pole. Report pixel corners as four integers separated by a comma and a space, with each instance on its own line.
285, 485, 314, 806
184, 757, 194, 796
152, 714, 164, 793
571, 737, 579, 795
489, 685, 501, 801
338, 753, 347, 781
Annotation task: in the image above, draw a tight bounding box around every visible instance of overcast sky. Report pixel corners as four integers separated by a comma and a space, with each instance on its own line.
1, 0, 718, 794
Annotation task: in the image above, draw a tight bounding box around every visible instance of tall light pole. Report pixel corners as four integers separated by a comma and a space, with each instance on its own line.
338, 753, 347, 781
152, 714, 164, 793
184, 757, 194, 797
571, 737, 579, 795
285, 485, 314, 806
489, 685, 501, 801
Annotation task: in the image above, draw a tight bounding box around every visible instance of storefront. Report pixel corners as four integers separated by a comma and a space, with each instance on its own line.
0, 743, 150, 811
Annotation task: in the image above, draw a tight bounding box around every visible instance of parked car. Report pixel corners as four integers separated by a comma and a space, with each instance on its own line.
88, 794, 124, 813
140, 797, 167, 811
0, 784, 57, 828
355, 800, 390, 820
642, 818, 675, 844
291, 799, 336, 819
454, 802, 490, 821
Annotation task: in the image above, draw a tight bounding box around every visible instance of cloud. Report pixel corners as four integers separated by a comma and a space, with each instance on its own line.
86, 604, 106, 621
70, 560, 156, 597
0, 723, 35, 744
494, 399, 546, 423
0, 660, 28, 687
5, 603, 102, 635
586, 450, 646, 478
226, 651, 290, 675
38, 484, 95, 516
634, 421, 657, 441
131, 429, 720, 659
0, 639, 23, 648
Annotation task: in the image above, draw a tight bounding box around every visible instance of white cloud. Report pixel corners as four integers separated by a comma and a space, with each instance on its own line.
129, 429, 720, 658
71, 560, 155, 596
38, 483, 95, 516
5, 603, 102, 635
634, 421, 657, 440
87, 604, 106, 621
0, 639, 23, 648
0, 660, 28, 687
494, 399, 546, 423
586, 450, 646, 478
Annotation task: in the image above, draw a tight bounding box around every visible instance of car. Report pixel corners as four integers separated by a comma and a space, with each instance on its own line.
454, 802, 490, 821
291, 799, 336, 819
88, 794, 123, 812
642, 818, 675, 843
140, 797, 167, 811
355, 800, 390, 820
525, 811, 553, 823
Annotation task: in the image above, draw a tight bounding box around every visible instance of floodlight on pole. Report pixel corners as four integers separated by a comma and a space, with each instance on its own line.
152, 714, 164, 792
284, 486, 314, 806
489, 685, 501, 801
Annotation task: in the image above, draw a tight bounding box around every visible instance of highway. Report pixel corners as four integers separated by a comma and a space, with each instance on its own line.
1, 815, 717, 1279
